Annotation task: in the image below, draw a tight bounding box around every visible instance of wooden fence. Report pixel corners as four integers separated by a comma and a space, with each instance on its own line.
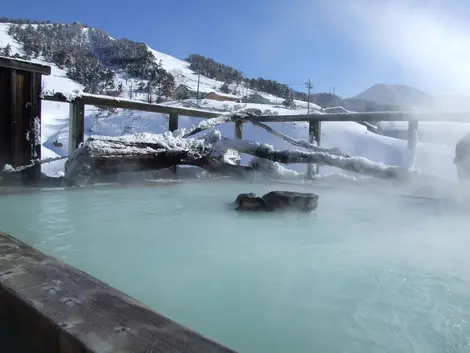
3, 55, 470, 181
41, 91, 470, 176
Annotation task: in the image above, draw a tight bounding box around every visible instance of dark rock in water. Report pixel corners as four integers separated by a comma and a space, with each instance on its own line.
234, 193, 257, 205
234, 191, 319, 212
261, 191, 319, 211
236, 196, 267, 211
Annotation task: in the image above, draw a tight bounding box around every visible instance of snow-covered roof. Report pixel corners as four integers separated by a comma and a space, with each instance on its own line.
0, 55, 51, 74
206, 91, 239, 99
176, 84, 212, 94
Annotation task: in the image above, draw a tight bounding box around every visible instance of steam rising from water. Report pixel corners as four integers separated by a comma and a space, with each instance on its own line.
326, 0, 470, 97
313, 0, 470, 184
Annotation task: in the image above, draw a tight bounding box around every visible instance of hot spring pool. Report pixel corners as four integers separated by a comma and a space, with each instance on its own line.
1, 180, 470, 353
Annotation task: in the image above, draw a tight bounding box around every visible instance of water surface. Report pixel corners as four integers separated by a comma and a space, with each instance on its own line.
0, 180, 469, 353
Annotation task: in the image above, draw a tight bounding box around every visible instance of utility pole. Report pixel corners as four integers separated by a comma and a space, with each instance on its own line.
196, 61, 201, 104
332, 86, 336, 106
305, 79, 313, 114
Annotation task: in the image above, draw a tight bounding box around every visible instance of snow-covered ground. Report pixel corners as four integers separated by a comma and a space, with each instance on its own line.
1, 23, 469, 182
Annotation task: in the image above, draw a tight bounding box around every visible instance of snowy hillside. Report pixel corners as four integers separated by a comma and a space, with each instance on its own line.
354, 84, 435, 109
1, 22, 469, 182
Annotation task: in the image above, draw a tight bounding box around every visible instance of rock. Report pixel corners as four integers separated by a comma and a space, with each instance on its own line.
261, 191, 319, 211
233, 193, 267, 211
236, 196, 267, 211
234, 193, 257, 205
234, 191, 319, 212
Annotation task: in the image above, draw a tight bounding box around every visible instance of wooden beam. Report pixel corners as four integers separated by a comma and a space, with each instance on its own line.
68, 100, 85, 153
43, 93, 219, 119
168, 113, 178, 174
407, 120, 419, 170
235, 120, 243, 139
249, 111, 470, 123
0, 232, 236, 353
0, 56, 51, 75
306, 121, 321, 178
42, 89, 470, 123
43, 92, 470, 123
168, 112, 178, 132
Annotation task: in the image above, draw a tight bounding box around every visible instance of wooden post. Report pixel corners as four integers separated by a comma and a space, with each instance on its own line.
168, 112, 178, 132
168, 112, 178, 174
68, 100, 85, 153
407, 120, 418, 170
235, 120, 243, 139
307, 121, 321, 178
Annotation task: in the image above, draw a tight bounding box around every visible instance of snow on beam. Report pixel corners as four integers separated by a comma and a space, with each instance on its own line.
250, 120, 346, 157
219, 137, 404, 180
0, 55, 51, 75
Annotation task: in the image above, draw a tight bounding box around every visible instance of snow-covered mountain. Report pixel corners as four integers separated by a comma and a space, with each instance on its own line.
354, 84, 436, 109
1, 21, 468, 183
353, 83, 470, 113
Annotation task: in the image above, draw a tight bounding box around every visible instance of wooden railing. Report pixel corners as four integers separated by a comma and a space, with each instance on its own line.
42, 92, 470, 175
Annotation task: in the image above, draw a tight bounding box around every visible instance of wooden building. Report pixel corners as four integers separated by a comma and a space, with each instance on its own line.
205, 91, 239, 102
173, 84, 207, 100
0, 56, 51, 183
244, 93, 272, 104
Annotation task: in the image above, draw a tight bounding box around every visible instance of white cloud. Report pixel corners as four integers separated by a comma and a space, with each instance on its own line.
323, 0, 470, 95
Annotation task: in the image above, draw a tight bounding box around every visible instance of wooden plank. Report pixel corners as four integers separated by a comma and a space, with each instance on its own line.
0, 56, 51, 75
20, 71, 42, 182
43, 93, 219, 119
30, 72, 42, 166
306, 121, 321, 178
0, 232, 236, 353
10, 70, 23, 168
407, 120, 419, 169
68, 100, 85, 153
235, 120, 243, 139
0, 67, 11, 167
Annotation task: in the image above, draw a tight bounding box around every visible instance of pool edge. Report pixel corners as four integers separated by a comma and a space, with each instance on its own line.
0, 232, 236, 353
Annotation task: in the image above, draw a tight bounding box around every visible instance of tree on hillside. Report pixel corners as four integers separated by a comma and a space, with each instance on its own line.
1, 44, 11, 57
220, 82, 230, 94
145, 64, 175, 102
7, 22, 175, 97
311, 92, 340, 108
282, 89, 295, 109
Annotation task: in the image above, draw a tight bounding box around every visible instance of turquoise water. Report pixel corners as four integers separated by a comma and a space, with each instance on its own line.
1, 180, 470, 353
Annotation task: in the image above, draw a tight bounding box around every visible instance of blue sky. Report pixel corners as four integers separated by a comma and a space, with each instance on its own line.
4, 0, 470, 97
